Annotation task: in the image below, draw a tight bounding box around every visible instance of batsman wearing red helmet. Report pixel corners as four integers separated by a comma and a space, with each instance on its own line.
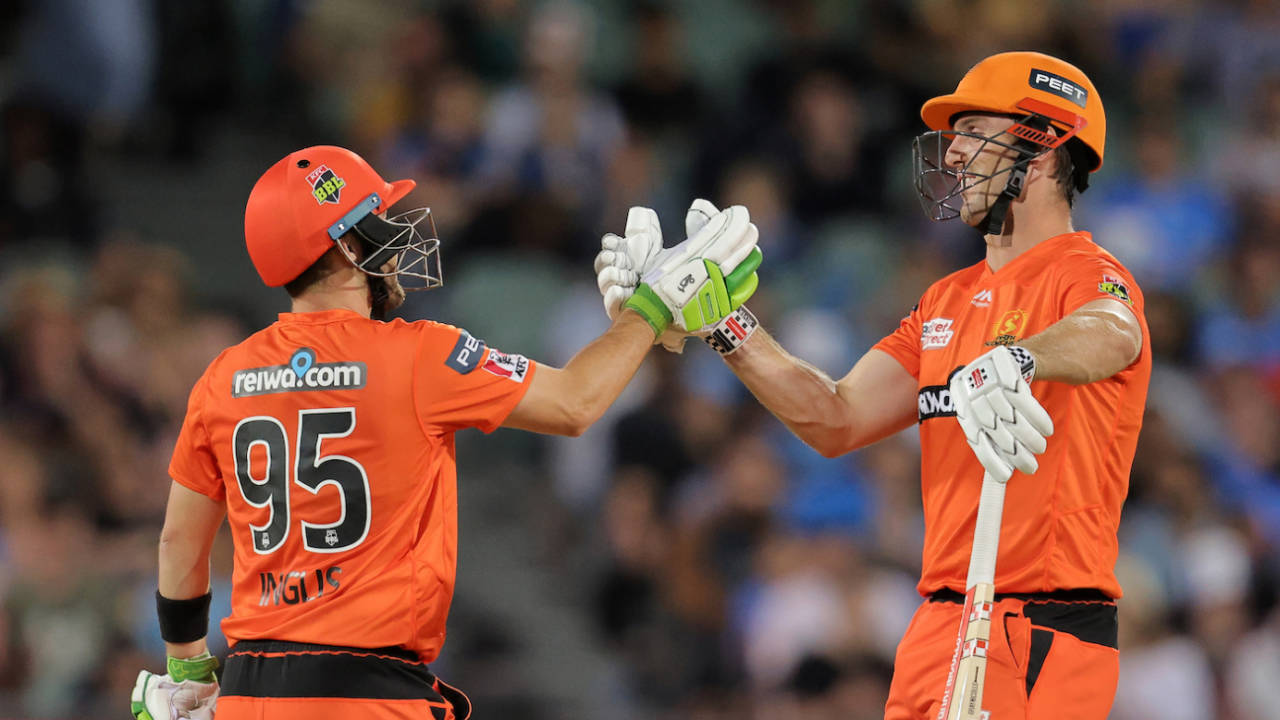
130, 145, 762, 720
594, 51, 1151, 719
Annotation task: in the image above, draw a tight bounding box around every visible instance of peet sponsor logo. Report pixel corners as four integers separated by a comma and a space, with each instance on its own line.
445, 331, 487, 374
917, 384, 956, 422
259, 565, 342, 606
233, 348, 366, 397
1029, 69, 1088, 108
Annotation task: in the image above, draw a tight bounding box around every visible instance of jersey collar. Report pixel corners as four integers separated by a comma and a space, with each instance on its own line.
277, 309, 369, 324
981, 231, 1093, 280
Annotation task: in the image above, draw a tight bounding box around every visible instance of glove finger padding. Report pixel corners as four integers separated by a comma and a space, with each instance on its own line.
597, 264, 638, 294
974, 432, 1015, 484
625, 206, 662, 243
1003, 434, 1041, 475
644, 205, 753, 284
686, 198, 719, 237
1004, 406, 1048, 454
1007, 382, 1055, 437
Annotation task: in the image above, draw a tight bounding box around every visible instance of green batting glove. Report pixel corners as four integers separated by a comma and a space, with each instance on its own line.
625, 247, 763, 336
132, 653, 220, 720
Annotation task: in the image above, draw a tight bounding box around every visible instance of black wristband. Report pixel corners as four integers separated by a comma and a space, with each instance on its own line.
156, 590, 212, 644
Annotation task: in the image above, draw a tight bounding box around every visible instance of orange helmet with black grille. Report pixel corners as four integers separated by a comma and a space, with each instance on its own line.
912, 52, 1106, 235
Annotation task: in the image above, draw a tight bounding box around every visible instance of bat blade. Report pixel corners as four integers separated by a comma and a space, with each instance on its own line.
937, 582, 995, 720
938, 471, 1006, 720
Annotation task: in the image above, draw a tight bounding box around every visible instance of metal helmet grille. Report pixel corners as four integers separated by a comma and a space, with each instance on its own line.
911, 129, 1041, 223
344, 206, 443, 291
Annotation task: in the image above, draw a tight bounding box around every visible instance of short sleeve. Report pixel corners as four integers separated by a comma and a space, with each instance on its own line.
169, 371, 225, 501
1056, 251, 1146, 321
413, 323, 537, 434
872, 296, 926, 379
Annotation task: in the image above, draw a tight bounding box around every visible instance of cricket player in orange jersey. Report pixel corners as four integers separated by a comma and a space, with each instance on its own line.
598, 51, 1151, 719
129, 145, 762, 720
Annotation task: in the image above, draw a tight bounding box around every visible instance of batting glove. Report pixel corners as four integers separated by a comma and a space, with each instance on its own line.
131, 653, 220, 720
623, 204, 761, 337
596, 200, 763, 352
595, 206, 664, 321
949, 345, 1054, 483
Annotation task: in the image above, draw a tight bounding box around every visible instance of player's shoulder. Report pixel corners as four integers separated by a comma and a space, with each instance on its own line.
1055, 232, 1141, 283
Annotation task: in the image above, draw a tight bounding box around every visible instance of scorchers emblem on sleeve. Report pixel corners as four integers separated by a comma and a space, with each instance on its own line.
1098, 274, 1133, 306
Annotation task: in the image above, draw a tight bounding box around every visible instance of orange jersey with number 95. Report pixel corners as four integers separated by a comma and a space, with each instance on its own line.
169, 309, 535, 661
874, 232, 1151, 598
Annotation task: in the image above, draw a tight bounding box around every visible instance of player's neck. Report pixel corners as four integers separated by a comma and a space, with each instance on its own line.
983, 200, 1073, 273
290, 276, 373, 318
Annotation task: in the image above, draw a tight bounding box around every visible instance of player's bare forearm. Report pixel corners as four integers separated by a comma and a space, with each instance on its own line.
504, 310, 654, 436
158, 482, 225, 658
1019, 299, 1142, 384
723, 331, 917, 457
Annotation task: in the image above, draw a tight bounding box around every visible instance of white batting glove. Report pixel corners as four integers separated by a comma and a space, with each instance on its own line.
949, 345, 1054, 483
593, 207, 692, 352
132, 653, 220, 720
595, 207, 663, 320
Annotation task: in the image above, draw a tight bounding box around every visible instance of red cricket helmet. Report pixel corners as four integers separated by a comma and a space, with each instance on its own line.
244, 146, 418, 287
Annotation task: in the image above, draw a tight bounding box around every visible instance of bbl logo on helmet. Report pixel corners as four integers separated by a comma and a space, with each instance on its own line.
306, 164, 346, 204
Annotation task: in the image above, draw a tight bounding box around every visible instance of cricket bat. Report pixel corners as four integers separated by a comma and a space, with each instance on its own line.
936, 470, 1006, 720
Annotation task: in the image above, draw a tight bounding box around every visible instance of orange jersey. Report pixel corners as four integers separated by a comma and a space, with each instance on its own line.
873, 232, 1151, 598
168, 309, 536, 661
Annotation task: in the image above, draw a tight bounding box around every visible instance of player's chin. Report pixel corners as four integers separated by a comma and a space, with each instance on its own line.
958, 200, 986, 227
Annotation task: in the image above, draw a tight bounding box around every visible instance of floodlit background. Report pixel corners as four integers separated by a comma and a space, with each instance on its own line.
1, 0, 1278, 718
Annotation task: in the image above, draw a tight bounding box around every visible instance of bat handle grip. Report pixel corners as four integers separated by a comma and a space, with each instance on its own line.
966, 471, 1006, 589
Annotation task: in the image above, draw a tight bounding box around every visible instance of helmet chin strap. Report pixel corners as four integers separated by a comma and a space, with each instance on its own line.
368, 274, 392, 321
978, 115, 1053, 242
979, 162, 1028, 243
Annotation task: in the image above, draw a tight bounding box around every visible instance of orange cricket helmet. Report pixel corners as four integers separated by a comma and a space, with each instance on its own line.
244, 146, 423, 287
920, 51, 1105, 172
912, 51, 1106, 235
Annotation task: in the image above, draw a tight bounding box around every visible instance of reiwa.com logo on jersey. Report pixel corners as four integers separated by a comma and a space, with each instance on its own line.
232, 348, 367, 398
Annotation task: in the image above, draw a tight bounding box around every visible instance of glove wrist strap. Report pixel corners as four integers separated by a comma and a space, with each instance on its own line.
624, 284, 671, 337
1008, 345, 1036, 383
704, 306, 758, 355
168, 651, 219, 683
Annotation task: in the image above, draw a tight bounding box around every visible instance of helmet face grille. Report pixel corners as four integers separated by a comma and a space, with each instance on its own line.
343, 206, 443, 291
911, 117, 1059, 224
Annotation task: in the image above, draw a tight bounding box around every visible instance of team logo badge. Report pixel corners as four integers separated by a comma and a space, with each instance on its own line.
306, 164, 346, 205
986, 309, 1027, 346
921, 317, 955, 350
1098, 274, 1133, 306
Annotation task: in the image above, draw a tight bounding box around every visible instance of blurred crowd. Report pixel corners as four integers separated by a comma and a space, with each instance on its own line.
1, 0, 1278, 718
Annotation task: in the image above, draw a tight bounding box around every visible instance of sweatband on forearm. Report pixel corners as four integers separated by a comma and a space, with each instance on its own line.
156, 590, 212, 643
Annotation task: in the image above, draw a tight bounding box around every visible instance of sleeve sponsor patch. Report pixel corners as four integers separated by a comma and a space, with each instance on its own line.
445, 331, 487, 374
482, 350, 529, 383
921, 317, 955, 350
1098, 274, 1133, 305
